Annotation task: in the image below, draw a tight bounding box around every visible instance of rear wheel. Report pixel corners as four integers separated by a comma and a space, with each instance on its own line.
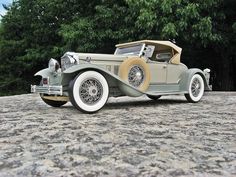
185, 74, 204, 103
147, 95, 161, 100
69, 71, 109, 113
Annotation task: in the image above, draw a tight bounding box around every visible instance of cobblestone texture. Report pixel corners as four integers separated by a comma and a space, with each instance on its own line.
0, 92, 235, 177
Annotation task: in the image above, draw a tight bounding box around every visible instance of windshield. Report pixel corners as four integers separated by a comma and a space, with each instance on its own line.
115, 44, 144, 56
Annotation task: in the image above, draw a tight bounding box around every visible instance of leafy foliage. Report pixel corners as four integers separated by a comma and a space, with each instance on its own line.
0, 0, 235, 95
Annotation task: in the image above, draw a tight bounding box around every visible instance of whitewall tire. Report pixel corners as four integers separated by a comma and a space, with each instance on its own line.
185, 74, 204, 103
69, 71, 109, 113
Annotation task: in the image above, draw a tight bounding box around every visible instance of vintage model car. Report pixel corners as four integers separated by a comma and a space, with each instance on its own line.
31, 40, 211, 113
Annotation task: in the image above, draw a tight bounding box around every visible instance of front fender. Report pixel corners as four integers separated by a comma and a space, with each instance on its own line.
34, 68, 62, 85
179, 68, 211, 91
34, 68, 51, 78
62, 64, 144, 97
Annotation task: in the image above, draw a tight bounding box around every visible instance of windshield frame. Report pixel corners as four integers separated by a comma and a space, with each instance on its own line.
114, 43, 145, 56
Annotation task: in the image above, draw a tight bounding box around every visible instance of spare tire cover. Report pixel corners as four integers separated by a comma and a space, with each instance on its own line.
118, 57, 151, 92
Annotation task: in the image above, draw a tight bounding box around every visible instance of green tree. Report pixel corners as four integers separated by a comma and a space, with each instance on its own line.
0, 0, 99, 94
123, 0, 236, 90
59, 0, 134, 53
0, 0, 235, 95
212, 0, 236, 90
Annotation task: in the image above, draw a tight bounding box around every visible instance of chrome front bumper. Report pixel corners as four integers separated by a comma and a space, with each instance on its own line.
31, 85, 63, 95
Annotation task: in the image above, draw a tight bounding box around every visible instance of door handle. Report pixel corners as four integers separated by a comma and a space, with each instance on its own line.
163, 65, 167, 69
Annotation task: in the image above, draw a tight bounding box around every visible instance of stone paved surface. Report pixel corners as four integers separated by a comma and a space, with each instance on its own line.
0, 92, 235, 177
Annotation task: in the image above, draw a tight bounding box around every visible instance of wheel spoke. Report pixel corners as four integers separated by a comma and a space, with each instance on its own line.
79, 78, 103, 105
191, 78, 202, 97
128, 65, 145, 87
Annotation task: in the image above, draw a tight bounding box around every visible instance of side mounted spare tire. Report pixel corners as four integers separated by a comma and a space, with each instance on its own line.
118, 57, 151, 92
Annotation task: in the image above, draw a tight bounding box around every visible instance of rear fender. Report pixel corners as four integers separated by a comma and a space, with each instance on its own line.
179, 68, 211, 92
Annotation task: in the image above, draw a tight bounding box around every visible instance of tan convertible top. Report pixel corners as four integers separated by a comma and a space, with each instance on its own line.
116, 40, 182, 54
116, 40, 182, 64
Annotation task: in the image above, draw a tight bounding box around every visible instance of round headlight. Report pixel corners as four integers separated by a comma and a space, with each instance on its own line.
48, 58, 60, 72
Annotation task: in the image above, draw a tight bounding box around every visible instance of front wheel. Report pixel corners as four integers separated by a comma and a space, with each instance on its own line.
69, 71, 109, 113
185, 74, 204, 103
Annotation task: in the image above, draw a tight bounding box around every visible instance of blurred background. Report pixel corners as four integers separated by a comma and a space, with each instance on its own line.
0, 0, 235, 95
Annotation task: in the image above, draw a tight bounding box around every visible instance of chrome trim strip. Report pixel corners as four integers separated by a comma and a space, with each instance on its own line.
139, 43, 146, 57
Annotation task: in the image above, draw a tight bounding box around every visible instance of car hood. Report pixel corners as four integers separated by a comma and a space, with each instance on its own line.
65, 52, 129, 63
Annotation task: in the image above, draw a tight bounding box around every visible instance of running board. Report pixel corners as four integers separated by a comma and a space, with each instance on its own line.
146, 91, 187, 96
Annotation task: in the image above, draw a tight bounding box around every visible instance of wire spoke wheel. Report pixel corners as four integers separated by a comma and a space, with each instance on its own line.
79, 78, 103, 105
128, 65, 145, 87
69, 71, 109, 113
191, 78, 201, 97
118, 57, 151, 93
185, 74, 204, 103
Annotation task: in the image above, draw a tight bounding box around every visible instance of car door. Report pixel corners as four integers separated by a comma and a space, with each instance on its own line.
148, 61, 168, 84
166, 63, 186, 84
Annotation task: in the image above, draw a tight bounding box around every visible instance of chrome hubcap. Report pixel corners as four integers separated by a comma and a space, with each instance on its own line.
191, 78, 201, 97
79, 78, 103, 105
128, 65, 144, 87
